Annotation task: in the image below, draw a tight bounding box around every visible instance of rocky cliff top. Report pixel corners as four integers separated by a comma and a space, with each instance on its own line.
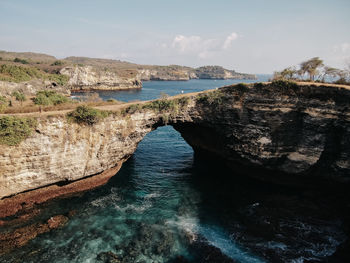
1, 81, 349, 201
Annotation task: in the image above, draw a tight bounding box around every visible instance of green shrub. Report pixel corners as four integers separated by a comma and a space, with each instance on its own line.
0, 96, 7, 113
67, 105, 109, 125
235, 83, 250, 93
0, 116, 37, 146
14, 58, 29, 64
123, 103, 142, 114
122, 96, 189, 116
33, 90, 69, 105
142, 99, 177, 112
0, 64, 43, 82
271, 79, 298, 89
12, 91, 26, 104
176, 96, 190, 107
51, 60, 65, 66
46, 74, 69, 86
196, 90, 224, 105
253, 82, 265, 88
0, 64, 69, 85
334, 78, 350, 85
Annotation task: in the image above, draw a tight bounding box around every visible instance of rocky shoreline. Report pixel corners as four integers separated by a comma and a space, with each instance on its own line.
0, 163, 125, 255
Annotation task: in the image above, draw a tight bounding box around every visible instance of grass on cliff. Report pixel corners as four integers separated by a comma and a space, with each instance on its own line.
196, 90, 224, 105
0, 95, 7, 113
270, 79, 298, 90
33, 90, 70, 106
0, 64, 69, 85
122, 96, 190, 116
0, 116, 37, 146
67, 105, 110, 125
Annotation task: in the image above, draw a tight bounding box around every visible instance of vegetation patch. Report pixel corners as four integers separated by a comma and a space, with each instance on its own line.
176, 96, 190, 107
122, 103, 143, 114
272, 57, 350, 84
0, 64, 69, 85
14, 57, 29, 64
235, 83, 250, 91
0, 116, 37, 146
0, 64, 43, 82
0, 96, 8, 113
196, 90, 224, 106
12, 91, 26, 105
51, 60, 65, 66
271, 79, 298, 90
33, 90, 70, 106
142, 99, 178, 112
121, 95, 190, 118
253, 82, 265, 88
67, 105, 109, 125
46, 74, 69, 86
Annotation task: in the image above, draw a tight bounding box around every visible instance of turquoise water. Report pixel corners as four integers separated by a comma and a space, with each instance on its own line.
2, 77, 349, 262
72, 77, 271, 102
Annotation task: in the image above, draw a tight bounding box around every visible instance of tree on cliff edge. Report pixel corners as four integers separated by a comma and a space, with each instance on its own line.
300, 57, 324, 81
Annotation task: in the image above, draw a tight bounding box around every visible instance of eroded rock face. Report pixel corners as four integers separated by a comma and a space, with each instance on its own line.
0, 110, 168, 199
0, 83, 349, 201
173, 84, 350, 184
60, 66, 142, 91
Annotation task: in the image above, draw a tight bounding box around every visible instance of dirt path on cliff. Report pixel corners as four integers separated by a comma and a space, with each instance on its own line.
1, 82, 349, 117
297, 81, 350, 90
0, 90, 207, 117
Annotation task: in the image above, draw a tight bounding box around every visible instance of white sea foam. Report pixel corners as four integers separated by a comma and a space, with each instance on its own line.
198, 225, 267, 263
90, 193, 121, 208
144, 192, 160, 199
166, 216, 199, 242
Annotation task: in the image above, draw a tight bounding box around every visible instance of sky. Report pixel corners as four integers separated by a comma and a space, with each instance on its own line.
0, 0, 350, 74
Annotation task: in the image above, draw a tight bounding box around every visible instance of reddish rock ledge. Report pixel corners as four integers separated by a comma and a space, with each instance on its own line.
0, 161, 125, 255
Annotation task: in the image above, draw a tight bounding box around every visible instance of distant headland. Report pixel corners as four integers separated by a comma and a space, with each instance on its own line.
0, 50, 256, 96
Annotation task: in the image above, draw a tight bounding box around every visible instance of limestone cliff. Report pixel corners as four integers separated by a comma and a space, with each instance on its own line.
60, 66, 142, 91
174, 83, 350, 184
137, 65, 256, 81
137, 68, 196, 81
0, 82, 349, 201
194, 66, 257, 80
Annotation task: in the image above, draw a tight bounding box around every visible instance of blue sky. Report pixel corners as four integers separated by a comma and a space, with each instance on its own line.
0, 0, 349, 73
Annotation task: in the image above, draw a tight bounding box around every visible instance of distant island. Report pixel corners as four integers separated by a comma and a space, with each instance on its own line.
0, 50, 256, 96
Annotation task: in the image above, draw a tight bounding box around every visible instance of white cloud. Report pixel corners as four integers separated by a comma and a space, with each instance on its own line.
333, 42, 350, 53
170, 33, 239, 59
222, 32, 238, 50
171, 35, 216, 54
198, 51, 212, 59
172, 35, 199, 52
340, 43, 350, 52
171, 34, 238, 59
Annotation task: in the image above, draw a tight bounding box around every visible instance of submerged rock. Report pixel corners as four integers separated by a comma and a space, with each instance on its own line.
97, 251, 121, 263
